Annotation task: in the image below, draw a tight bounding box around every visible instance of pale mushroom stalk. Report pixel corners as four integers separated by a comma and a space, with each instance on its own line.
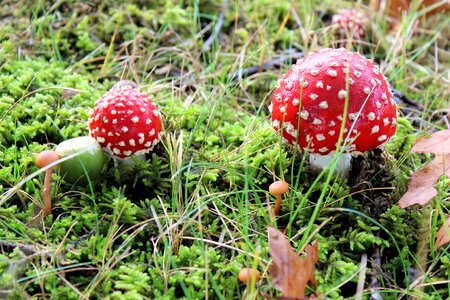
309, 152, 352, 177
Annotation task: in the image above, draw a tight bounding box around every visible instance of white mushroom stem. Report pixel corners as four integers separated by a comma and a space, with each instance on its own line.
309, 152, 352, 178
114, 153, 147, 172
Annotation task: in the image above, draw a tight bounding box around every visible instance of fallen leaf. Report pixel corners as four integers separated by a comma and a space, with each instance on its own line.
435, 216, 450, 248
370, 0, 450, 23
268, 227, 318, 299
398, 130, 450, 208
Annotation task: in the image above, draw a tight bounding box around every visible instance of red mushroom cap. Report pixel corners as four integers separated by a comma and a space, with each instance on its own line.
88, 85, 162, 158
332, 9, 367, 39
270, 48, 397, 155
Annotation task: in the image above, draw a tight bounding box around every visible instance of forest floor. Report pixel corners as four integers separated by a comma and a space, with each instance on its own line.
0, 0, 449, 299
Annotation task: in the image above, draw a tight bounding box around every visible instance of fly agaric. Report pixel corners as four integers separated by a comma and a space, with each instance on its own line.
88, 85, 162, 159
270, 48, 397, 173
331, 9, 368, 40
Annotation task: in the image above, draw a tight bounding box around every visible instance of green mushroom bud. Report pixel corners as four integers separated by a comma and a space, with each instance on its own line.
55, 136, 105, 184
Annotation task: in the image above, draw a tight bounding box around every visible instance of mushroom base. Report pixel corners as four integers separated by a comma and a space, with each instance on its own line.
309, 152, 352, 178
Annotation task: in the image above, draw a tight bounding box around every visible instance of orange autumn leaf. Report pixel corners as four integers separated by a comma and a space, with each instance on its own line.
398, 130, 450, 208
435, 216, 450, 248
370, 0, 450, 22
268, 227, 318, 299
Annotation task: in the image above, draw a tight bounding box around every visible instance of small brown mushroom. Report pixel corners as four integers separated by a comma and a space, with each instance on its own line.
238, 268, 261, 284
36, 150, 59, 216
269, 180, 289, 216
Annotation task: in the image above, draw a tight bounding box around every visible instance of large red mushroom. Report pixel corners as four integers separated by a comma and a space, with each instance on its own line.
270, 48, 397, 174
88, 84, 162, 159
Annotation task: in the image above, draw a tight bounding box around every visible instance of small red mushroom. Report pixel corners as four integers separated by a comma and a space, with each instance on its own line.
88, 85, 162, 159
270, 48, 397, 172
331, 9, 368, 41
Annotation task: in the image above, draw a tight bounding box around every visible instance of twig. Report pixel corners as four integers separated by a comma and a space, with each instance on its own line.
202, 0, 229, 51
0, 240, 52, 259
369, 247, 383, 300
229, 49, 304, 81
389, 83, 424, 110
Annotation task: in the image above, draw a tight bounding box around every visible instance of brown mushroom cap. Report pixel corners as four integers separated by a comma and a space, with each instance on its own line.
36, 150, 59, 168
269, 180, 289, 195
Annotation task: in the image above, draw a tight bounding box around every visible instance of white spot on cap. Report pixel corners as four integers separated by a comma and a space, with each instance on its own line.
280, 106, 286, 113
275, 94, 282, 102
316, 134, 325, 141
316, 81, 324, 89
131, 116, 139, 123
286, 82, 293, 90
328, 130, 335, 136
111, 110, 117, 115
138, 133, 145, 144
153, 110, 159, 117
300, 78, 309, 88
113, 148, 121, 155
326, 85, 331, 91
348, 113, 358, 121
310, 93, 318, 100
371, 125, 380, 134
330, 61, 339, 67
129, 139, 136, 146
338, 90, 347, 99
376, 101, 382, 108
292, 99, 300, 106
119, 141, 125, 147
272, 120, 280, 129
373, 67, 380, 75
327, 70, 337, 77
367, 112, 375, 120
310, 69, 319, 76
354, 70, 362, 77
123, 150, 132, 156
149, 129, 156, 136
319, 101, 328, 109
355, 64, 363, 70
383, 118, 390, 126
108, 132, 114, 136
300, 110, 309, 120
391, 118, 397, 127
364, 87, 371, 95
122, 126, 129, 133
146, 118, 151, 125
112, 119, 118, 124
285, 122, 298, 138
96, 136, 105, 143
371, 79, 377, 86
319, 147, 329, 153
330, 121, 336, 126
378, 134, 387, 142
140, 108, 146, 112
313, 118, 322, 125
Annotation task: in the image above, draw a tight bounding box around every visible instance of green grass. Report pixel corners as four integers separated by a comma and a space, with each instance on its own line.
1, 0, 450, 299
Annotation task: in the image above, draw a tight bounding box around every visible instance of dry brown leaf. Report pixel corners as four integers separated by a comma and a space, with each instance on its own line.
268, 227, 318, 299
398, 130, 450, 208
370, 0, 450, 23
435, 216, 450, 248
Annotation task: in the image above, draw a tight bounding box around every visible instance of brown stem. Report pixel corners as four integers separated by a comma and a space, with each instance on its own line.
273, 195, 281, 216
43, 169, 52, 216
